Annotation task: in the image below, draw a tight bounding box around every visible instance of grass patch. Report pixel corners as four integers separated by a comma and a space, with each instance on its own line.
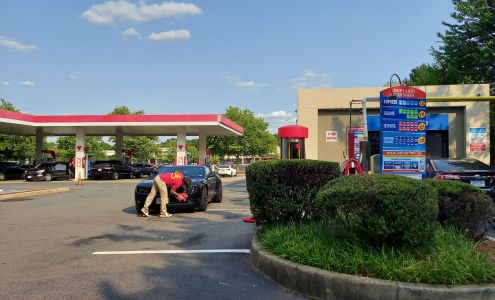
258, 220, 495, 285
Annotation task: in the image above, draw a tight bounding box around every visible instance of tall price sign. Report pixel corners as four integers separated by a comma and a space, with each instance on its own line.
380, 86, 427, 179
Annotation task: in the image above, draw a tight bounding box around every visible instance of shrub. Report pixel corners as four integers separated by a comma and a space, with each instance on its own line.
246, 159, 341, 225
316, 174, 438, 248
425, 179, 494, 240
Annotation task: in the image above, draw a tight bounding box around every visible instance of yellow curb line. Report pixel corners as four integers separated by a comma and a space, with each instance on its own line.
0, 187, 70, 201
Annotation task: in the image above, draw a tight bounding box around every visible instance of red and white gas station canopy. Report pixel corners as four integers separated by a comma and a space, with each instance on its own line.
0, 110, 244, 136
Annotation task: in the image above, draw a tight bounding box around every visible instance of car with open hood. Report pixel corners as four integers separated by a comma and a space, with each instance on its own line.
134, 165, 222, 214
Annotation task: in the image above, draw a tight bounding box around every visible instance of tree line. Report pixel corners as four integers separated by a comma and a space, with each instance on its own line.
404, 0, 494, 162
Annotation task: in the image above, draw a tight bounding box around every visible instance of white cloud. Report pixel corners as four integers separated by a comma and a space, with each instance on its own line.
257, 111, 292, 119
224, 71, 268, 90
69, 70, 81, 80
0, 36, 38, 53
18, 81, 35, 86
81, 0, 202, 26
121, 27, 141, 39
291, 70, 334, 89
148, 29, 190, 41
257, 111, 296, 134
0, 81, 9, 86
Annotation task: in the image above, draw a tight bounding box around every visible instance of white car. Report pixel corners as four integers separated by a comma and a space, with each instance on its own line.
217, 165, 237, 177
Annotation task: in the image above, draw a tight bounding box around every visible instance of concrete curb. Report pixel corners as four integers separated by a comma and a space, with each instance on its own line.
0, 187, 70, 201
250, 236, 495, 300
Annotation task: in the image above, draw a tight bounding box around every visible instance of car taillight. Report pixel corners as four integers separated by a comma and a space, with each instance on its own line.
434, 174, 461, 180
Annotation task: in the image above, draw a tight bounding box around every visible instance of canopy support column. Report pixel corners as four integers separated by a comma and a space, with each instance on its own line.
75, 128, 86, 180
176, 128, 187, 165
35, 128, 43, 165
115, 131, 123, 161
199, 133, 207, 165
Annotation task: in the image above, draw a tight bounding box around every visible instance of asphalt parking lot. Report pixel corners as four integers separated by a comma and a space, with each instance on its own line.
0, 176, 302, 300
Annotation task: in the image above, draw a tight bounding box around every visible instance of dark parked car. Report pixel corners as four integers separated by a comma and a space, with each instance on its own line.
25, 162, 70, 181
427, 158, 495, 196
91, 160, 134, 180
135, 165, 222, 214
0, 162, 27, 180
131, 163, 154, 178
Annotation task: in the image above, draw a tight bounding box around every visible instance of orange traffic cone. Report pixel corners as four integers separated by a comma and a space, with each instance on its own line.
76, 173, 83, 185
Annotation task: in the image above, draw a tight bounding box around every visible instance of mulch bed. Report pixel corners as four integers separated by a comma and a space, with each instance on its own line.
476, 239, 495, 264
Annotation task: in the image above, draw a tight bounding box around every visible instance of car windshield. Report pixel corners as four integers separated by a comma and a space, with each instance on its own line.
219, 165, 230, 168
158, 166, 205, 178
431, 159, 492, 172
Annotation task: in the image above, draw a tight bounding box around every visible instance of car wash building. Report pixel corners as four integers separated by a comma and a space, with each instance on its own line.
297, 83, 492, 165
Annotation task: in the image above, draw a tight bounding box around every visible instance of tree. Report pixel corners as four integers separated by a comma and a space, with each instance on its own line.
161, 138, 199, 164
432, 0, 495, 84
108, 106, 163, 162
405, 0, 495, 163
406, 1, 494, 85
56, 136, 108, 161
0, 99, 36, 162
207, 106, 278, 163
403, 63, 445, 86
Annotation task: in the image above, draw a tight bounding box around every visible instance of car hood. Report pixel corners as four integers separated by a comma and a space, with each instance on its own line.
136, 177, 203, 187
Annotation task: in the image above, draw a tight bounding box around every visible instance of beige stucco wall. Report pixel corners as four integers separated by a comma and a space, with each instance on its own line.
297, 84, 490, 164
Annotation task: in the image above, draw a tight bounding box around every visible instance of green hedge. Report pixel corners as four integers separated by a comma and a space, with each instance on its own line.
246, 159, 341, 225
316, 174, 438, 248
425, 179, 494, 240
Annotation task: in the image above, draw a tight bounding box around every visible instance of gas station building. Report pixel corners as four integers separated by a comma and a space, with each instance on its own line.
0, 111, 244, 180
297, 83, 492, 165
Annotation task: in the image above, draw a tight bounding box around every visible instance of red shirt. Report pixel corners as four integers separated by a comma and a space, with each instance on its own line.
159, 171, 184, 191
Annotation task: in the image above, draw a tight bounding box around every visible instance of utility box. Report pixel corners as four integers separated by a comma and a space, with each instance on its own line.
278, 125, 309, 159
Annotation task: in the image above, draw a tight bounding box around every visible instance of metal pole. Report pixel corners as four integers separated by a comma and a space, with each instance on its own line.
362, 97, 368, 140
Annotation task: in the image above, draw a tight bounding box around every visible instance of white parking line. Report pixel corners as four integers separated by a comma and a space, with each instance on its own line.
92, 249, 250, 255
206, 209, 250, 211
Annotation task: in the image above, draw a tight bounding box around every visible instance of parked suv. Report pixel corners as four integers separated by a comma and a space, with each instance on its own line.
131, 162, 154, 178
0, 162, 26, 180
25, 162, 70, 181
91, 160, 134, 180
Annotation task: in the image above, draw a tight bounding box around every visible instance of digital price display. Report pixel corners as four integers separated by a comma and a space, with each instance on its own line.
379, 86, 427, 179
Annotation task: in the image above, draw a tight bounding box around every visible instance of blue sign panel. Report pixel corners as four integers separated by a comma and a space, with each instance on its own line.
379, 86, 427, 179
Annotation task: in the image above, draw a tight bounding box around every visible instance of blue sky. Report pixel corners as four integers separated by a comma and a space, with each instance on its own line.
0, 0, 453, 132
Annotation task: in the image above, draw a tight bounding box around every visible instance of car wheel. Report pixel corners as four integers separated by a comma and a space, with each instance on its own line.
112, 172, 119, 180
0, 172, 5, 181
44, 173, 53, 181
129, 172, 135, 179
212, 184, 223, 203
198, 187, 208, 211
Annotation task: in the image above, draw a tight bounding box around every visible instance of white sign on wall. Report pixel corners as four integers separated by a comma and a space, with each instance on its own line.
326, 131, 338, 142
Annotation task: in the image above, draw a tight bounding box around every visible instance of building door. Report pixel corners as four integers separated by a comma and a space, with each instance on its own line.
426, 130, 449, 158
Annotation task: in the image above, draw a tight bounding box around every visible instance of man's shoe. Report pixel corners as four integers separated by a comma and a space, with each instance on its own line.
141, 207, 149, 217
160, 213, 173, 218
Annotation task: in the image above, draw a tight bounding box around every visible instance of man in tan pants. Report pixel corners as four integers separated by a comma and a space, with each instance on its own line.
142, 171, 191, 218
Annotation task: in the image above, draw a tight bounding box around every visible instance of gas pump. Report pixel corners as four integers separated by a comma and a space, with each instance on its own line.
278, 125, 308, 159
85, 154, 94, 178
123, 150, 132, 164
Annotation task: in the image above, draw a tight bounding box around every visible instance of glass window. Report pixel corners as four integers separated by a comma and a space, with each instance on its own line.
158, 166, 205, 178
54, 163, 66, 171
